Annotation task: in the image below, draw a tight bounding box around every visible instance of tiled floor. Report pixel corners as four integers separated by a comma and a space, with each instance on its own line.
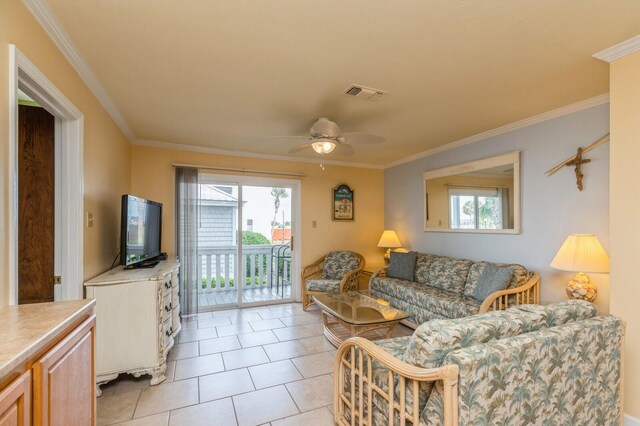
97, 302, 413, 426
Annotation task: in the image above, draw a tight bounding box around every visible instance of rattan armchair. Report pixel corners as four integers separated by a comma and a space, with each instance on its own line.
301, 251, 365, 311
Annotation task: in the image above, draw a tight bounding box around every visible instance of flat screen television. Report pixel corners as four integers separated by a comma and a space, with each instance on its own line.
120, 195, 162, 268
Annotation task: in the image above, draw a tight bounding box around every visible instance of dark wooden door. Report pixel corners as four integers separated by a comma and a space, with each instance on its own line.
18, 105, 55, 305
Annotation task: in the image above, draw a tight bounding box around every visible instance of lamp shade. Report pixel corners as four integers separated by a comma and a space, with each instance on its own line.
377, 230, 402, 248
550, 234, 610, 273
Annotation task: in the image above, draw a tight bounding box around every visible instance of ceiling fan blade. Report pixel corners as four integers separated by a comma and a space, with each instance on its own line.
333, 143, 355, 156
267, 136, 310, 140
341, 132, 385, 145
289, 143, 312, 153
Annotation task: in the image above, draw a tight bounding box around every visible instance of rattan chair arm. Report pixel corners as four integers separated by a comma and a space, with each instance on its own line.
335, 337, 459, 384
479, 274, 541, 313
371, 266, 388, 279
302, 256, 326, 280
339, 266, 363, 292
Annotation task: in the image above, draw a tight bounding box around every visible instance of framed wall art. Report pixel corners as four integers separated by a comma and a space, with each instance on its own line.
332, 184, 354, 221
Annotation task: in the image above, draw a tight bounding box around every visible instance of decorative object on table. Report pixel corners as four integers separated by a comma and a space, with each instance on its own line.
332, 184, 354, 221
550, 234, 610, 302
545, 133, 609, 191
377, 230, 402, 263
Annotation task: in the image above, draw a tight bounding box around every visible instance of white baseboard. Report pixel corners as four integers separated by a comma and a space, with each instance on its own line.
626, 414, 640, 426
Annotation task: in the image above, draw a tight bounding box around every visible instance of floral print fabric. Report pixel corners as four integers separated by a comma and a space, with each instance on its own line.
371, 277, 481, 320
305, 279, 341, 292
423, 315, 624, 425
426, 256, 473, 294
322, 251, 361, 280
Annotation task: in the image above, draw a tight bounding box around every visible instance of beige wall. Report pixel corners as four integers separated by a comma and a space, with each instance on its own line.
0, 0, 131, 305
610, 50, 640, 418
131, 145, 386, 272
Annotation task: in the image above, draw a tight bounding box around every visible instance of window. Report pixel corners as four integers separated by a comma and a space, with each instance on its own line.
449, 188, 508, 230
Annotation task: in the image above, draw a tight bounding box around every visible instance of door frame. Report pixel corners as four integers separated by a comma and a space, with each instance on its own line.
8, 45, 84, 304
198, 173, 302, 308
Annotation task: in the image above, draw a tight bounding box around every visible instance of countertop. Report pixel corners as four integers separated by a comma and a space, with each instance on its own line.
0, 299, 96, 379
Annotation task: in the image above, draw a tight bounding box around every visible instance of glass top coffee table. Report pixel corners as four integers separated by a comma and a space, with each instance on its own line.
313, 292, 409, 347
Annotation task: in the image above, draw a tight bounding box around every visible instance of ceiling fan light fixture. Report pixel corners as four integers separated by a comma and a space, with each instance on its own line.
312, 139, 336, 154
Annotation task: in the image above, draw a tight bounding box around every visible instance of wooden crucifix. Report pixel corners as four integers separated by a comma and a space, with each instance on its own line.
546, 133, 609, 191
566, 147, 590, 191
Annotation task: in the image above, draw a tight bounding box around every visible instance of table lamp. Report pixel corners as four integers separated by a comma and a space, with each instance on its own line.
550, 234, 610, 302
377, 230, 402, 263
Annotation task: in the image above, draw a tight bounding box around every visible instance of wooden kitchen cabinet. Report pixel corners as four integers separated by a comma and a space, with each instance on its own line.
33, 315, 95, 426
0, 371, 30, 426
0, 300, 96, 426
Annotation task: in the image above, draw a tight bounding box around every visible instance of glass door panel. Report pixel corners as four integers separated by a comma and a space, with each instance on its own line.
197, 182, 239, 312
240, 185, 292, 305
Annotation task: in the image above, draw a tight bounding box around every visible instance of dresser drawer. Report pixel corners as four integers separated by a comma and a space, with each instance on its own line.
162, 294, 173, 322
162, 318, 173, 353
161, 275, 171, 297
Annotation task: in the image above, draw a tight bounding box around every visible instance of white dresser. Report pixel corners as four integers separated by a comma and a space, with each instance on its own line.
84, 258, 180, 395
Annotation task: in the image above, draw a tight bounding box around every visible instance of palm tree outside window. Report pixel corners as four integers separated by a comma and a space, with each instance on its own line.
449, 188, 509, 230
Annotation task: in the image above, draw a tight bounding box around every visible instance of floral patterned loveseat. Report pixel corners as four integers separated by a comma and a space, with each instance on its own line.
334, 301, 625, 425
370, 253, 541, 325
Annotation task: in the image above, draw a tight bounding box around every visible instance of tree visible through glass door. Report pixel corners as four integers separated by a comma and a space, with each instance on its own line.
241, 185, 292, 304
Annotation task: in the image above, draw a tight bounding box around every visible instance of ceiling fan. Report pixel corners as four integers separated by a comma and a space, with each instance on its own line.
279, 117, 385, 156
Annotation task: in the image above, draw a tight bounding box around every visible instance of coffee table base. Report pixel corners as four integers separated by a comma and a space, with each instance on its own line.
321, 311, 402, 347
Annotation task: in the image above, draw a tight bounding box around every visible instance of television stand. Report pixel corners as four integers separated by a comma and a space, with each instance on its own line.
124, 260, 160, 270
84, 258, 181, 395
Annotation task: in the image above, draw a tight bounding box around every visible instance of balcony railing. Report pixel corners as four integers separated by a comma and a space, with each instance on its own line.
198, 244, 291, 293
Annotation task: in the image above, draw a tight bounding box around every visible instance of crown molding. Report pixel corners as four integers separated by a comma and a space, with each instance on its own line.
593, 35, 640, 62
21, 0, 136, 142
383, 93, 610, 169
134, 139, 385, 170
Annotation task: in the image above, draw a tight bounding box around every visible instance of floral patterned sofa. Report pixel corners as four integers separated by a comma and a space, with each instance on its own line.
334, 300, 625, 425
370, 253, 541, 325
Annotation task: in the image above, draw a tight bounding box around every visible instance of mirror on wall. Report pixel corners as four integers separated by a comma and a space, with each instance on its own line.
423, 151, 520, 234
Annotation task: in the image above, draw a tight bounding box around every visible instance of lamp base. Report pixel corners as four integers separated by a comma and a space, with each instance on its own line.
566, 272, 597, 302
383, 248, 391, 265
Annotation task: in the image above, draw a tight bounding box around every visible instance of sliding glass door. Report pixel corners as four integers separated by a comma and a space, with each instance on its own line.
196, 175, 297, 312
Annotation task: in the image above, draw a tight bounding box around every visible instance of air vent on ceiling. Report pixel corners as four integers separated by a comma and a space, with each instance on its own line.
343, 84, 387, 101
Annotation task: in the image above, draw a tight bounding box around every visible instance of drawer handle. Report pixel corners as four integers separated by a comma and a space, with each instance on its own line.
165, 328, 173, 337
164, 282, 171, 289
164, 303, 172, 312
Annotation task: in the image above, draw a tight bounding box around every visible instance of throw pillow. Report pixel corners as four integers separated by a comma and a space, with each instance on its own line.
471, 263, 513, 302
387, 251, 417, 281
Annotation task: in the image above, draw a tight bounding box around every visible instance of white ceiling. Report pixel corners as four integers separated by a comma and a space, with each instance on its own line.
44, 0, 640, 166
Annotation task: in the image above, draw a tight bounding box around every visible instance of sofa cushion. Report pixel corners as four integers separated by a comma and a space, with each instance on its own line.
306, 279, 341, 292
371, 277, 481, 319
464, 261, 532, 299
374, 336, 412, 358
322, 251, 360, 280
427, 256, 473, 294
513, 299, 597, 326
387, 251, 417, 281
422, 315, 624, 426
370, 291, 448, 325
402, 301, 597, 399
470, 264, 513, 302
414, 253, 437, 284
